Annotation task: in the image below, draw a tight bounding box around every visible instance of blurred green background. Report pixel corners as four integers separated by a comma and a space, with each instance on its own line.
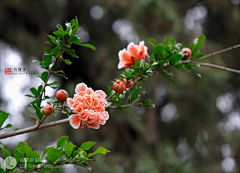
0, 0, 240, 172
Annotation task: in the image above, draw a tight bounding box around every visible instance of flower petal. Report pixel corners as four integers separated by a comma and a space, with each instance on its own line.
127, 42, 140, 58
87, 121, 100, 129
118, 49, 132, 63
75, 83, 88, 93
139, 41, 148, 56
95, 90, 107, 99
69, 115, 81, 129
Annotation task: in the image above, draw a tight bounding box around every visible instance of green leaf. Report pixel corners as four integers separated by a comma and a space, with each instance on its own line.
2, 148, 11, 157
53, 30, 65, 40
108, 86, 113, 96
47, 35, 58, 46
55, 73, 68, 79
25, 95, 35, 98
48, 81, 60, 86
14, 149, 24, 162
66, 49, 79, 58
80, 141, 96, 151
62, 59, 72, 65
69, 35, 82, 45
192, 34, 206, 57
154, 44, 165, 58
164, 36, 172, 46
72, 17, 80, 35
161, 73, 175, 84
130, 84, 140, 103
77, 43, 96, 51
38, 85, 43, 94
57, 136, 69, 148
38, 71, 49, 82
148, 38, 156, 47
36, 107, 44, 120
72, 162, 92, 171
16, 142, 28, 149
52, 48, 60, 57
168, 54, 183, 65
87, 147, 109, 158
64, 142, 74, 159
29, 114, 40, 121
0, 110, 9, 128
45, 41, 53, 46
17, 146, 33, 158
41, 145, 55, 159
46, 148, 63, 164
30, 87, 38, 96
44, 55, 52, 66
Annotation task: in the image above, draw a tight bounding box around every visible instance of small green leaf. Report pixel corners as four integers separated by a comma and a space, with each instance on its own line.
72, 162, 92, 171
38, 85, 43, 94
108, 87, 113, 96
77, 43, 96, 51
168, 54, 182, 65
44, 55, 52, 66
148, 38, 156, 47
45, 41, 53, 46
57, 136, 69, 148
64, 142, 75, 159
47, 35, 58, 46
38, 71, 49, 82
87, 147, 109, 158
62, 59, 72, 65
0, 110, 9, 128
52, 48, 60, 57
30, 87, 38, 96
80, 141, 96, 151
164, 36, 172, 46
29, 114, 40, 121
41, 145, 55, 159
192, 34, 206, 57
72, 17, 80, 35
2, 148, 11, 157
55, 73, 68, 79
46, 148, 63, 164
25, 94, 35, 98
66, 49, 79, 58
154, 44, 165, 58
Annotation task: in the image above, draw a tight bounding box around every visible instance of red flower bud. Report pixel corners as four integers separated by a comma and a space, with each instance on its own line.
181, 48, 192, 58
56, 89, 69, 103
124, 78, 133, 88
42, 104, 54, 116
113, 80, 126, 93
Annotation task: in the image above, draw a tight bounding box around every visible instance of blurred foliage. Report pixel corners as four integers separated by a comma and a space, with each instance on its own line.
0, 0, 240, 172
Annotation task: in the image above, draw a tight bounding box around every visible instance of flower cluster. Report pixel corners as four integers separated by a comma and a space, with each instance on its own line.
118, 41, 148, 69
67, 83, 109, 129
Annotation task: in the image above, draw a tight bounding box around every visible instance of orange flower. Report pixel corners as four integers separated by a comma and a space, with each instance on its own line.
118, 41, 148, 69
67, 83, 109, 129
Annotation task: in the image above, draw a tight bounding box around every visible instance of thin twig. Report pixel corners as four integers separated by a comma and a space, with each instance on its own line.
197, 44, 240, 61
191, 62, 240, 74
109, 102, 142, 109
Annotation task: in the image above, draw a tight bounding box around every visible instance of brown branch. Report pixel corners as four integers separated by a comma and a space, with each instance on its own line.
108, 102, 142, 109
191, 62, 240, 74
197, 44, 240, 61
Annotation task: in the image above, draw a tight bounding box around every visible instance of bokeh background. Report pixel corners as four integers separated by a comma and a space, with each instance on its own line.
0, 0, 240, 172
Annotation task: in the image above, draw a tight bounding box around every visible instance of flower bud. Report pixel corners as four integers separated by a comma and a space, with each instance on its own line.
124, 78, 133, 88
113, 80, 126, 93
56, 89, 69, 103
181, 48, 192, 58
42, 104, 54, 116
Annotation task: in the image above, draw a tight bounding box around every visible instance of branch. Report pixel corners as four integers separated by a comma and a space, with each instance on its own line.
108, 102, 142, 109
191, 62, 240, 74
197, 44, 240, 61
